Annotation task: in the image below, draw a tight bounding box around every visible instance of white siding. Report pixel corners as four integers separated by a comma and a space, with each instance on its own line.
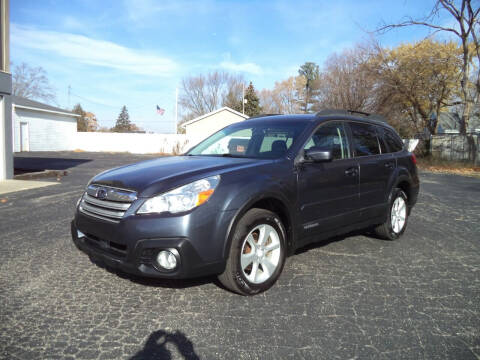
185, 110, 246, 145
75, 132, 189, 154
13, 108, 77, 152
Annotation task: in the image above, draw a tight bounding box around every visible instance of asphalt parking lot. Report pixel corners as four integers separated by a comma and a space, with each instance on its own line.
1, 152, 479, 359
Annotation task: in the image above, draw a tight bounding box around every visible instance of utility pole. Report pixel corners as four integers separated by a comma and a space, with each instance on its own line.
175, 87, 178, 134
68, 85, 71, 109
242, 83, 245, 115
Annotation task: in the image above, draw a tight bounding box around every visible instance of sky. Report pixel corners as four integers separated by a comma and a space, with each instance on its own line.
11, 0, 446, 133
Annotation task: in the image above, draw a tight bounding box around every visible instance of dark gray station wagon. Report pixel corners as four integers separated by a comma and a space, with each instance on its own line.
72, 110, 419, 295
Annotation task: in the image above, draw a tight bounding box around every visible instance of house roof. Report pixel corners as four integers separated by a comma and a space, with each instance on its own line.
181, 107, 249, 128
12, 95, 79, 117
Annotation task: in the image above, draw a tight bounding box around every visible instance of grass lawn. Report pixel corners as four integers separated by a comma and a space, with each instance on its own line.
417, 156, 480, 178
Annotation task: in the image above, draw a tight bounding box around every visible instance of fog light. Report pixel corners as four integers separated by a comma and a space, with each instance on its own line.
77, 230, 85, 238
156, 250, 178, 270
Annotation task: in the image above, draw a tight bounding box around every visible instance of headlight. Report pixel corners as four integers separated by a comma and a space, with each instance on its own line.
137, 175, 220, 214
76, 194, 83, 208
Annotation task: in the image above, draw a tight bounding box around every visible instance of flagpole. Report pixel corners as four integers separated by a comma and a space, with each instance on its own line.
242, 83, 245, 115
175, 87, 178, 134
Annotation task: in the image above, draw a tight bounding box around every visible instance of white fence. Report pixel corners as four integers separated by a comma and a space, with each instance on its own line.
75, 132, 190, 154
431, 134, 479, 164
21, 131, 422, 155
403, 139, 419, 152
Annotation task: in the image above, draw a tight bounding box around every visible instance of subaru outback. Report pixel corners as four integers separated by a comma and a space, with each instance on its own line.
71, 111, 419, 295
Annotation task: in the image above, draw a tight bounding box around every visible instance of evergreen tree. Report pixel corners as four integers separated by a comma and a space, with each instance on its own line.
72, 103, 87, 132
298, 62, 320, 113
223, 89, 243, 113
244, 82, 261, 117
112, 106, 131, 132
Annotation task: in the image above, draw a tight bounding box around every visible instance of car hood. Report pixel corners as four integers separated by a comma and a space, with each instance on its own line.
91, 155, 270, 197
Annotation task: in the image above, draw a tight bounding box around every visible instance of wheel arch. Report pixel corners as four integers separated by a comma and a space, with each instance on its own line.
222, 193, 296, 260
389, 171, 414, 210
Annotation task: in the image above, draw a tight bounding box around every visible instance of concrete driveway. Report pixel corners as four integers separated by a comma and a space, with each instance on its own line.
1, 152, 479, 359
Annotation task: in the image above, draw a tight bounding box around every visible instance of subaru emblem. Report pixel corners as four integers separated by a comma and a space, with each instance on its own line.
96, 188, 108, 200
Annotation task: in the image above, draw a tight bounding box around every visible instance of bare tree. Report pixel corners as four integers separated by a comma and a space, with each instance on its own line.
315, 45, 379, 113
259, 88, 277, 114
259, 76, 306, 114
223, 75, 246, 112
12, 62, 56, 104
179, 71, 245, 122
376, 0, 480, 133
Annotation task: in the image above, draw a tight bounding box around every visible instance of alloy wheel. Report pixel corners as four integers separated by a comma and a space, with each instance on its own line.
240, 224, 281, 284
391, 197, 406, 233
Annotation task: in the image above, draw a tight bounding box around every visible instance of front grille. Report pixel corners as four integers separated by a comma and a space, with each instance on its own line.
79, 184, 137, 223
84, 232, 127, 258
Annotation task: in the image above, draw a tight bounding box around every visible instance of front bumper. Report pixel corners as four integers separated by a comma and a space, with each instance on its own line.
71, 206, 233, 279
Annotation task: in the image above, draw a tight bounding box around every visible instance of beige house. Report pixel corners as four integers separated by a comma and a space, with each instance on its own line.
85, 112, 98, 132
183, 107, 248, 145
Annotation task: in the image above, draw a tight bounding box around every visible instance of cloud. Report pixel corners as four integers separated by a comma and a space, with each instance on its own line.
61, 16, 85, 32
219, 61, 262, 75
123, 0, 214, 25
11, 24, 178, 76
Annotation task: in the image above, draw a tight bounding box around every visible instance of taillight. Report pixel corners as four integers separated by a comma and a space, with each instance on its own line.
411, 153, 417, 165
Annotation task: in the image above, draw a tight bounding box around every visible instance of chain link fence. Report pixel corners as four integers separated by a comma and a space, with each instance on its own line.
431, 133, 479, 165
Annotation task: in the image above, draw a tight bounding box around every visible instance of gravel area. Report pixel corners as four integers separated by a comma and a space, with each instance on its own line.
1, 152, 479, 359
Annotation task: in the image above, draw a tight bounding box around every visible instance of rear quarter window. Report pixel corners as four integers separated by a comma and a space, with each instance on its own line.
384, 128, 404, 152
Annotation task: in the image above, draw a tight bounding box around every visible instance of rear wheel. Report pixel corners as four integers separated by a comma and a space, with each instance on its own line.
374, 188, 408, 240
219, 208, 286, 295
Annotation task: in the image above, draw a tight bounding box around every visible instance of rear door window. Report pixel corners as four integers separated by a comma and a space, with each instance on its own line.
376, 127, 389, 154
349, 122, 380, 157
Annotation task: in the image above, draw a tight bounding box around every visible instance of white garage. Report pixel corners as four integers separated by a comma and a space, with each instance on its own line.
182, 107, 249, 146
12, 96, 79, 152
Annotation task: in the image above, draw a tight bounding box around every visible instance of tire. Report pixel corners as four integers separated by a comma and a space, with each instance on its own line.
218, 208, 287, 295
374, 188, 409, 240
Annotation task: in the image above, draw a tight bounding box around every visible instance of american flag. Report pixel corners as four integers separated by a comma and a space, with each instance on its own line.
156, 105, 165, 115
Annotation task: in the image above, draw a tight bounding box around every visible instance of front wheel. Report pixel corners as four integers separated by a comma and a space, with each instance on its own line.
218, 208, 286, 295
374, 188, 409, 240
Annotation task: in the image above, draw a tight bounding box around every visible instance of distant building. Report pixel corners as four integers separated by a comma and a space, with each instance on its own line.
437, 112, 480, 134
12, 96, 79, 152
0, 0, 12, 179
182, 107, 249, 145
84, 111, 98, 132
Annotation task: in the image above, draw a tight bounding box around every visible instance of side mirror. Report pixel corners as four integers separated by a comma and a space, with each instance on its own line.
304, 148, 333, 162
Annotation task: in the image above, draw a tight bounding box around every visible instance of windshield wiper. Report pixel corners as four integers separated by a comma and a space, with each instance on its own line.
188, 153, 246, 158
221, 153, 246, 158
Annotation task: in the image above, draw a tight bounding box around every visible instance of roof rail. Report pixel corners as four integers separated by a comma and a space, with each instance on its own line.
315, 109, 350, 116
246, 113, 282, 120
315, 109, 387, 123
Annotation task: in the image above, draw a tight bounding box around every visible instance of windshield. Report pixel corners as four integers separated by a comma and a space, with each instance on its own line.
186, 121, 308, 159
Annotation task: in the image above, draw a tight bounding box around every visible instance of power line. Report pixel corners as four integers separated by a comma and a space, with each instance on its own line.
100, 119, 174, 123
69, 91, 169, 111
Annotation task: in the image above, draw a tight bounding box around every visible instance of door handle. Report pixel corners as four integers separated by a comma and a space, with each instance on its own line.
345, 167, 358, 176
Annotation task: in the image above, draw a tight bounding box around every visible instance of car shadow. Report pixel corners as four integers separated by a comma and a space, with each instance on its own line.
14, 155, 92, 173
294, 228, 387, 255
130, 329, 200, 360
88, 256, 216, 289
